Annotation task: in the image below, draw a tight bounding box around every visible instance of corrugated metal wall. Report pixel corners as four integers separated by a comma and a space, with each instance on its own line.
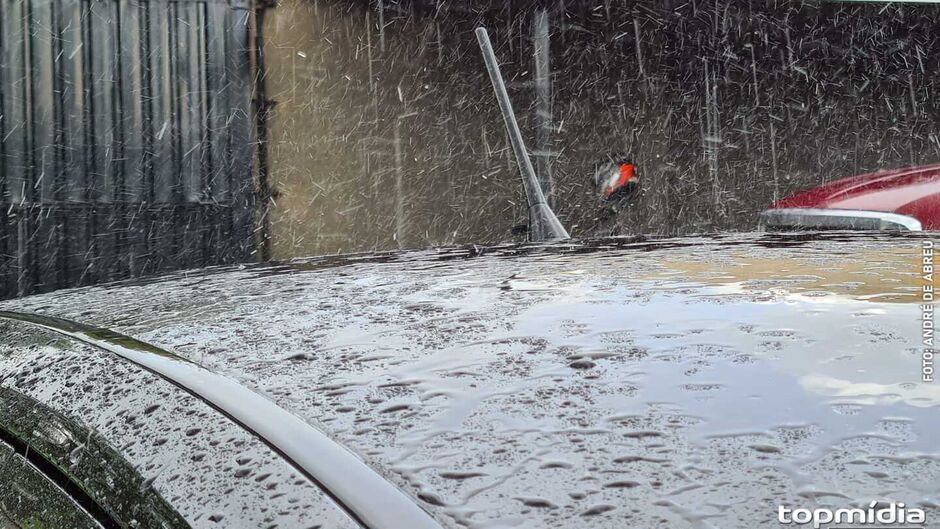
0, 0, 256, 299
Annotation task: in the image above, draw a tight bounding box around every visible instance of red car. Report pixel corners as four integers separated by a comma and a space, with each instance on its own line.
760, 163, 940, 231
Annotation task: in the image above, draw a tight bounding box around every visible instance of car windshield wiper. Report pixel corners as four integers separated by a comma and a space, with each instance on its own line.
476, 27, 570, 242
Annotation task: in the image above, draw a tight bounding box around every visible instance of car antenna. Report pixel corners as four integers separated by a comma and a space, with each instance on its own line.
475, 27, 570, 242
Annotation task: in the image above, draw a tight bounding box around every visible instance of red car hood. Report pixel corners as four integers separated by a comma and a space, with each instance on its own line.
771, 163, 940, 229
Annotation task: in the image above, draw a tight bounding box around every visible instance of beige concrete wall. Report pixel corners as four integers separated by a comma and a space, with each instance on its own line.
263, 1, 524, 258
264, 1, 375, 257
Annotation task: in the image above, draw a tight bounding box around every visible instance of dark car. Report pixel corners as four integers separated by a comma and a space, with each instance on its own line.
760, 164, 940, 231
1, 233, 936, 528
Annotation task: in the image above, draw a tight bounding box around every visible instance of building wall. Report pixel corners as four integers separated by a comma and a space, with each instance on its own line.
263, 0, 940, 258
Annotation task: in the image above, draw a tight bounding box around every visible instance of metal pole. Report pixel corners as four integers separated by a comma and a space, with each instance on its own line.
393, 119, 405, 248
532, 9, 552, 205
17, 214, 28, 297
632, 15, 644, 79
475, 27, 568, 241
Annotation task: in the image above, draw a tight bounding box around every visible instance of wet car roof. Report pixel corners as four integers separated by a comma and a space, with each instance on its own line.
3, 233, 938, 528
0, 321, 360, 529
